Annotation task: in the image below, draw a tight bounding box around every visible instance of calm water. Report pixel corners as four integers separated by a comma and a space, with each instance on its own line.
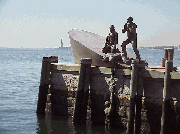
0, 48, 180, 134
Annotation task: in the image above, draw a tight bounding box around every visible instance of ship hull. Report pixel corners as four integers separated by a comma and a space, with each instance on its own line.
69, 36, 110, 67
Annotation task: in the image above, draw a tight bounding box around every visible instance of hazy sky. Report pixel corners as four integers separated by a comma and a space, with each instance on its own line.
0, 0, 180, 48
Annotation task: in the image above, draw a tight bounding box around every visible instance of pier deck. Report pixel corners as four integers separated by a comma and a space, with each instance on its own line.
52, 63, 180, 79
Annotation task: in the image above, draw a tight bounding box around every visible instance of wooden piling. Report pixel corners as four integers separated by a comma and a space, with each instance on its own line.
135, 64, 144, 134
161, 60, 172, 134
36, 56, 58, 114
127, 60, 138, 134
167, 48, 174, 71
164, 49, 168, 60
161, 58, 166, 67
73, 58, 92, 125
162, 48, 174, 69
162, 48, 168, 67
167, 48, 174, 61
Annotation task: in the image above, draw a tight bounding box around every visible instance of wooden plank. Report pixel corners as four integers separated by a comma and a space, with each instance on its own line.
51, 70, 79, 75
52, 63, 80, 72
91, 67, 131, 76
144, 69, 180, 79
52, 63, 180, 79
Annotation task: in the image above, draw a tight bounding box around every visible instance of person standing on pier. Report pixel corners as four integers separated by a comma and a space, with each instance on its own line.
122, 16, 140, 60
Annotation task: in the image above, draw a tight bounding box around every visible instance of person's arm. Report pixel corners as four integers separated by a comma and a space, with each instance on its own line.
105, 35, 109, 46
122, 23, 127, 33
115, 32, 118, 45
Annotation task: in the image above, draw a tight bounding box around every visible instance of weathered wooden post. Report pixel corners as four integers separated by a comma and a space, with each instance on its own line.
135, 61, 145, 134
161, 60, 172, 134
50, 63, 68, 116
162, 49, 168, 67
162, 48, 174, 68
167, 48, 174, 61
73, 58, 92, 125
50, 56, 58, 63
167, 48, 174, 71
36, 56, 58, 114
127, 60, 138, 134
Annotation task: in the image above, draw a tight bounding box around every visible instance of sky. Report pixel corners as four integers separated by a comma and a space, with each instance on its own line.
0, 0, 180, 48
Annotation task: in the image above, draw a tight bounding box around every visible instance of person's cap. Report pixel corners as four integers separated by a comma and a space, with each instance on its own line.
109, 25, 115, 28
127, 16, 133, 21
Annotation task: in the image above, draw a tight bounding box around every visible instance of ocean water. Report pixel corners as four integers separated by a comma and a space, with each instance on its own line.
0, 48, 180, 134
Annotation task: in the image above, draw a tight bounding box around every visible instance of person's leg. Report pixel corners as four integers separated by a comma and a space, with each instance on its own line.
131, 39, 140, 59
102, 45, 111, 54
122, 39, 130, 57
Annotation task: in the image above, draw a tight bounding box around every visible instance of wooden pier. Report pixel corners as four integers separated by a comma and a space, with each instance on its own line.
36, 48, 180, 134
